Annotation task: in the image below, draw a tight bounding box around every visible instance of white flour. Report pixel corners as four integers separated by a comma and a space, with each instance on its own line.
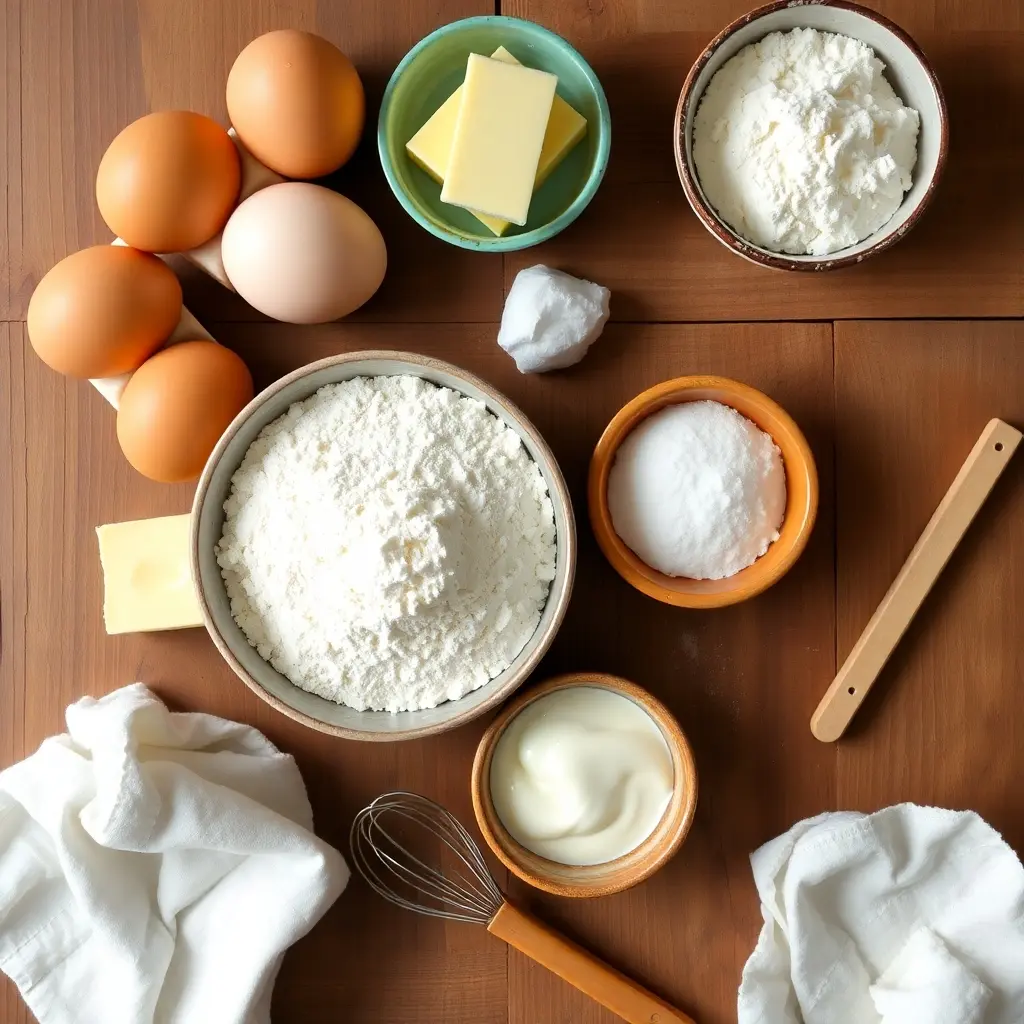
607, 401, 786, 580
216, 375, 556, 712
693, 28, 920, 256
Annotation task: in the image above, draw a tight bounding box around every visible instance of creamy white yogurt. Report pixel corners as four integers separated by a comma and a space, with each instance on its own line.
489, 686, 674, 866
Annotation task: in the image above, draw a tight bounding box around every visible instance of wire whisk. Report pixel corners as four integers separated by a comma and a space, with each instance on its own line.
350, 792, 695, 1024
350, 791, 503, 923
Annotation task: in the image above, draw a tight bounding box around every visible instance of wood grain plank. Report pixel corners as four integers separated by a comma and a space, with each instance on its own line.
1, 2, 22, 318
505, 0, 1022, 39
5, 0, 1024, 1022
404, 321, 834, 1024
503, 0, 1023, 319
0, 326, 29, 1024
136, 0, 317, 116
834, 321, 1024, 854
2, 320, 834, 1024
1, 323, 509, 1024
8, 0, 501, 324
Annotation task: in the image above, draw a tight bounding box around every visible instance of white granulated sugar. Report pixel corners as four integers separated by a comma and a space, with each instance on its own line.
216, 375, 556, 712
693, 27, 920, 256
607, 401, 786, 580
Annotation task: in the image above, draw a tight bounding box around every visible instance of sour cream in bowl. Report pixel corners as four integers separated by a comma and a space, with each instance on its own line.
471, 673, 697, 897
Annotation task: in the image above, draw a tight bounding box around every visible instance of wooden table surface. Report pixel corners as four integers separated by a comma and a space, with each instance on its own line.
2, 1, 1023, 1022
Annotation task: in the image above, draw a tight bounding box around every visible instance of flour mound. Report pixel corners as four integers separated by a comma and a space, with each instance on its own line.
693, 27, 920, 256
216, 375, 557, 712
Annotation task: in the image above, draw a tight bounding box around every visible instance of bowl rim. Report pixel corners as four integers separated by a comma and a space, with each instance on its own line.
471, 672, 699, 897
190, 349, 577, 742
673, 0, 950, 271
377, 14, 612, 252
587, 375, 819, 608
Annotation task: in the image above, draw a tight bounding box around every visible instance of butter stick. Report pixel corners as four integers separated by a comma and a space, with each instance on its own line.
440, 55, 557, 226
406, 47, 587, 236
96, 514, 204, 634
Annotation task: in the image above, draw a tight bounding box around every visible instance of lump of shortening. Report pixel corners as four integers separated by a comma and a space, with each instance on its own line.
497, 265, 610, 374
607, 400, 785, 580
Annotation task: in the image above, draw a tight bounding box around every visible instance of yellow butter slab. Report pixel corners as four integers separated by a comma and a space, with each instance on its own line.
406, 84, 464, 181
440, 54, 557, 226
96, 514, 203, 634
406, 47, 587, 236
534, 89, 588, 189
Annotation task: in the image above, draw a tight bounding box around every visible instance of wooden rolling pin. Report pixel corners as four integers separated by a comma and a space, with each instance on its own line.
811, 418, 1021, 742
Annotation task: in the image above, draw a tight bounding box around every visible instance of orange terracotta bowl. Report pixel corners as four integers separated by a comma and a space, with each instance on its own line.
471, 673, 698, 898
588, 375, 818, 609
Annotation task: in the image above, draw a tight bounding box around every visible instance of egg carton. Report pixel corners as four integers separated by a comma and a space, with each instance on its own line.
92, 129, 283, 408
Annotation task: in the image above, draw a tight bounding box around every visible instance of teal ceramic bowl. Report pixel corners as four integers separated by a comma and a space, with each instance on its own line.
378, 16, 610, 251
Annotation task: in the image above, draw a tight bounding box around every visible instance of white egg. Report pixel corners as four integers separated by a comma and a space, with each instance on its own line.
220, 182, 386, 324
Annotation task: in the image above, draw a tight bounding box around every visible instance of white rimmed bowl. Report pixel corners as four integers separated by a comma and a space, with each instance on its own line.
674, 0, 948, 270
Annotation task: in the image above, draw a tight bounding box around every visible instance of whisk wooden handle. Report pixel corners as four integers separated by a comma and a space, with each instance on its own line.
488, 902, 695, 1024
811, 417, 1021, 742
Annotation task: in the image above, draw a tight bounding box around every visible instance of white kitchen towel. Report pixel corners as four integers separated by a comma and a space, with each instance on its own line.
868, 926, 992, 1023
0, 683, 349, 1024
737, 804, 1024, 1024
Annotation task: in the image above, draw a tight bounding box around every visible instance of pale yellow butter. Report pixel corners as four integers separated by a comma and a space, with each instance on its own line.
96, 514, 203, 634
406, 47, 587, 236
440, 54, 557, 227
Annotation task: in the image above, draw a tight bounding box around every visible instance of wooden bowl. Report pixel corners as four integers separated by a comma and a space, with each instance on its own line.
674, 0, 948, 270
588, 375, 818, 608
191, 351, 576, 742
471, 673, 698, 898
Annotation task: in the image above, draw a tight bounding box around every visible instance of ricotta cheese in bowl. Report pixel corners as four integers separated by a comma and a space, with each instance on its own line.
693, 27, 920, 257
674, 0, 949, 271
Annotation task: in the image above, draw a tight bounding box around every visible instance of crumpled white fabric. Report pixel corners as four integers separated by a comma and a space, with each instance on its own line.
738, 804, 1024, 1024
0, 684, 348, 1024
869, 926, 992, 1023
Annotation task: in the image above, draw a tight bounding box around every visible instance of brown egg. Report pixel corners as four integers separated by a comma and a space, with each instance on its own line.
27, 245, 182, 378
117, 341, 253, 483
96, 111, 241, 252
227, 30, 365, 179
220, 183, 386, 323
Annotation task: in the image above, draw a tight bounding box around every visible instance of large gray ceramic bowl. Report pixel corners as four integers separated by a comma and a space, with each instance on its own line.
191, 351, 576, 742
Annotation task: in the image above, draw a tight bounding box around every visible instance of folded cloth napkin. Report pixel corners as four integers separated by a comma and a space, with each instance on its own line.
737, 804, 1024, 1024
0, 684, 349, 1024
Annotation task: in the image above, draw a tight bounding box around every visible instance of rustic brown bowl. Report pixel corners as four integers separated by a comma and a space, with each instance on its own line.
674, 0, 948, 270
471, 673, 698, 898
191, 351, 576, 742
588, 375, 818, 609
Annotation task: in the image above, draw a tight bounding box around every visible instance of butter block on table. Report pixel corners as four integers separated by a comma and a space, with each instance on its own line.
406, 47, 587, 236
440, 54, 558, 227
96, 514, 203, 633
